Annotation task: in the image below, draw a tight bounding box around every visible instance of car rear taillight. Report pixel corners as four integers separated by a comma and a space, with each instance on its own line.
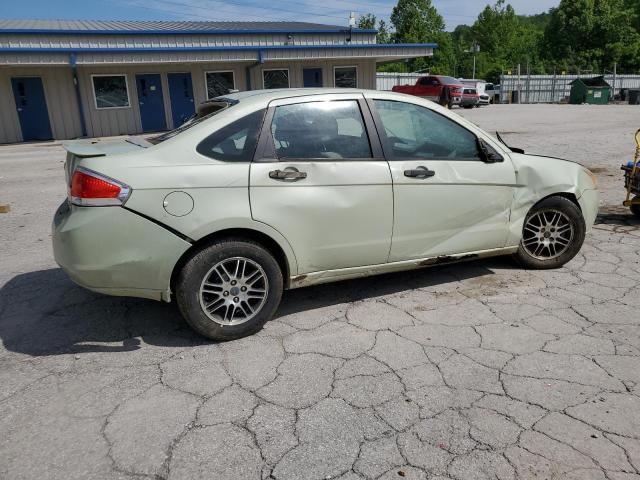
69, 167, 131, 206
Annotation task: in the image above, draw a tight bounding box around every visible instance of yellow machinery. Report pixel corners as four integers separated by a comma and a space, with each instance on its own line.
622, 129, 640, 218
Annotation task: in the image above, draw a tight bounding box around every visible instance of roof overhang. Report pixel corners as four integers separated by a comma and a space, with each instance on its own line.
0, 43, 437, 66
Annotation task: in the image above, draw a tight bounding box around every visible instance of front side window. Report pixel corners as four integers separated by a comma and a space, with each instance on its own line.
206, 71, 235, 99
374, 100, 480, 160
271, 100, 371, 159
334, 67, 357, 88
263, 70, 289, 89
196, 109, 265, 162
92, 75, 129, 109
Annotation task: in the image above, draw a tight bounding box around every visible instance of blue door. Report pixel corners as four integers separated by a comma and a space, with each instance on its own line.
135, 74, 167, 132
11, 77, 53, 141
303, 68, 323, 88
167, 73, 195, 128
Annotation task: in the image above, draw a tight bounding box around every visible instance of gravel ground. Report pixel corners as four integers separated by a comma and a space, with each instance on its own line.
1, 104, 639, 480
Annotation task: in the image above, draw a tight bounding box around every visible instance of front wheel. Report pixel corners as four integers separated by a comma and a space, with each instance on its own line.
176, 239, 283, 341
513, 196, 586, 269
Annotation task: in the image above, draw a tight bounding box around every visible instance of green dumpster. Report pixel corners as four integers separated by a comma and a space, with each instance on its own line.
569, 76, 612, 105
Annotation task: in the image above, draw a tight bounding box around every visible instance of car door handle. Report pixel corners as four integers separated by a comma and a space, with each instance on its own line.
269, 169, 307, 180
404, 167, 435, 179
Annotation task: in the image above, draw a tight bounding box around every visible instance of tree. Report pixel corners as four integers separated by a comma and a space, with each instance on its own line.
390, 0, 445, 44
377, 19, 391, 44
544, 0, 640, 72
358, 14, 392, 44
389, 0, 448, 72
357, 13, 377, 30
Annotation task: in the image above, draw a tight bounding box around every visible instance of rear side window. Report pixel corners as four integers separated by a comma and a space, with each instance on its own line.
197, 109, 265, 162
270, 100, 371, 160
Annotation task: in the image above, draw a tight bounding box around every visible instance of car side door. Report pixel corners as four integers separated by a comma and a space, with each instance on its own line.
416, 77, 440, 101
367, 95, 517, 262
249, 94, 393, 274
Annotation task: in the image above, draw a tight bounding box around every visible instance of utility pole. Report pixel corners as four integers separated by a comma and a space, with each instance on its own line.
526, 59, 531, 103
467, 42, 480, 79
517, 63, 521, 104
613, 62, 617, 100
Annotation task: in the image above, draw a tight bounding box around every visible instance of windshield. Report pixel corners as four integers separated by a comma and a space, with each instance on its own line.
148, 99, 235, 145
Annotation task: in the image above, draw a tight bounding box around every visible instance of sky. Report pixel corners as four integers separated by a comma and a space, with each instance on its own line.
3, 0, 560, 31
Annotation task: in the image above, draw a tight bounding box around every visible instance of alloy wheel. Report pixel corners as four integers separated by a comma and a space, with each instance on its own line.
522, 209, 574, 260
199, 257, 269, 325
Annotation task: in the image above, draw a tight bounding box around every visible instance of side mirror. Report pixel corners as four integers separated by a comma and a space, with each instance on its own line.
477, 138, 504, 163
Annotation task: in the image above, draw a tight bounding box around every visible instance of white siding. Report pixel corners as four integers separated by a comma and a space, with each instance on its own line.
376, 72, 425, 91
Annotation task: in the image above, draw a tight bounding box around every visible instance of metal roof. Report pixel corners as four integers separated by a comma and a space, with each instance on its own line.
0, 19, 376, 35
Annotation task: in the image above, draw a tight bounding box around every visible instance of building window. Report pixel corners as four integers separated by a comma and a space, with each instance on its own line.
263, 69, 289, 89
92, 75, 130, 109
205, 71, 235, 99
334, 67, 357, 88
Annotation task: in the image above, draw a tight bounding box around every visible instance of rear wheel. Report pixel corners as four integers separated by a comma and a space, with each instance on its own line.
514, 196, 586, 269
176, 239, 283, 341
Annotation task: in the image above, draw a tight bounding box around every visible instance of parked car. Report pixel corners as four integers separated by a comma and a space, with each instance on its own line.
53, 89, 599, 341
392, 75, 464, 108
460, 79, 491, 106
461, 87, 480, 108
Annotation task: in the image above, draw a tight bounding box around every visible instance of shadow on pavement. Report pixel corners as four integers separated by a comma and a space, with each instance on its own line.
0, 260, 500, 357
596, 212, 640, 227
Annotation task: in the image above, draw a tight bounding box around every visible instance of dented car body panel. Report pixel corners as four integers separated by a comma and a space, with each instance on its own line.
51, 88, 599, 302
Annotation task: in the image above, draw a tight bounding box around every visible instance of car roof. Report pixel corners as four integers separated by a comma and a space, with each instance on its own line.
224, 88, 368, 100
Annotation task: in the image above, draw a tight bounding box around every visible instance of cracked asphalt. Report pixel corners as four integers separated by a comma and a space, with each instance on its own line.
1, 104, 640, 480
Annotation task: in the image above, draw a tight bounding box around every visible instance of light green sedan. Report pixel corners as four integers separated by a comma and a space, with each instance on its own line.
53, 89, 599, 340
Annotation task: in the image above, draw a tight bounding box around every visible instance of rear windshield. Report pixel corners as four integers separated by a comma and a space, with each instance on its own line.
148, 99, 236, 145
439, 76, 461, 85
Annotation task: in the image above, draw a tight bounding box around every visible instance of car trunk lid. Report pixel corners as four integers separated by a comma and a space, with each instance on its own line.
62, 136, 151, 185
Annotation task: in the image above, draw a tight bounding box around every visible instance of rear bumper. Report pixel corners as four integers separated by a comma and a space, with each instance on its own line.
52, 201, 191, 301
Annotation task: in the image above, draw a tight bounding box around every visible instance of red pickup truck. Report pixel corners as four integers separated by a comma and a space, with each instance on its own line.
392, 75, 465, 108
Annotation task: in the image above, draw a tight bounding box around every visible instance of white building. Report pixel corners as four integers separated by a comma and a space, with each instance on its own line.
0, 20, 436, 143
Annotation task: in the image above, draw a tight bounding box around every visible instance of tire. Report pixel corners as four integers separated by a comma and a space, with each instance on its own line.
513, 196, 586, 270
631, 197, 640, 218
176, 238, 283, 341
